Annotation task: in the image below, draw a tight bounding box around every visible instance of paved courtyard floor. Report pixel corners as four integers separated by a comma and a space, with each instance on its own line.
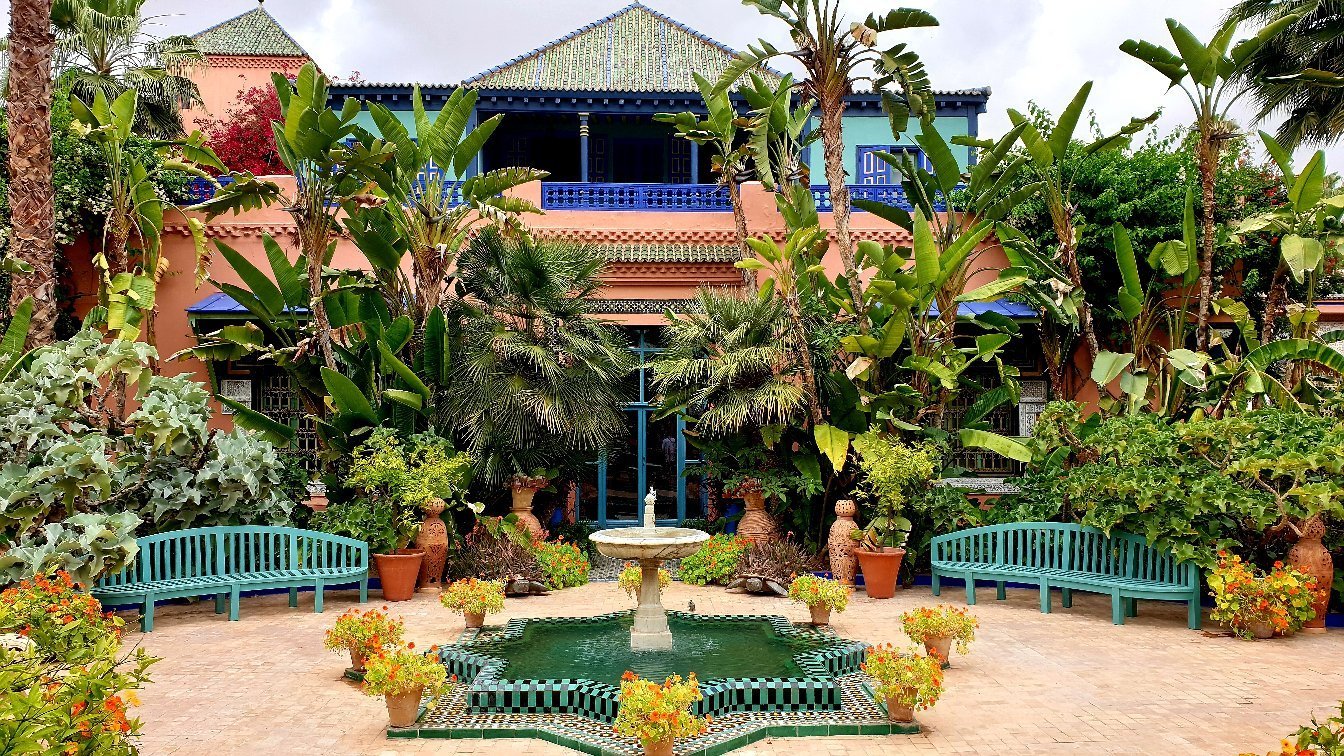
126, 581, 1344, 755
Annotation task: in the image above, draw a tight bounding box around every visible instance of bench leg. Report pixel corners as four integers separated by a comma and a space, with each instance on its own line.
1127, 598, 1138, 618
289, 588, 299, 608
1061, 588, 1072, 609
141, 596, 155, 633
1111, 591, 1125, 625
359, 578, 369, 604
314, 580, 325, 613
215, 594, 226, 614
963, 573, 976, 605
1039, 580, 1051, 614
1187, 595, 1202, 630
996, 581, 1006, 601
930, 572, 941, 597
229, 586, 240, 621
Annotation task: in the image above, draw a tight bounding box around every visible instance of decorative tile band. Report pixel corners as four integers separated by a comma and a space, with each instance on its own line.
438, 610, 867, 723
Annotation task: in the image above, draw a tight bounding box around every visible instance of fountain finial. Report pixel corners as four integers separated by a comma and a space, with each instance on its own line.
643, 487, 657, 529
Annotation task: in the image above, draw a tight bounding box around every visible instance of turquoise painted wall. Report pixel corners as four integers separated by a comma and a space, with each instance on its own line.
807, 115, 970, 182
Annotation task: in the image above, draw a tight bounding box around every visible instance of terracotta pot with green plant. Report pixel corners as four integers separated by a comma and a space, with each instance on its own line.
323, 607, 405, 673
509, 472, 551, 539
613, 672, 709, 756
339, 430, 482, 602
899, 606, 978, 667
440, 578, 506, 628
863, 644, 944, 725
362, 645, 452, 727
788, 574, 851, 626
850, 433, 943, 599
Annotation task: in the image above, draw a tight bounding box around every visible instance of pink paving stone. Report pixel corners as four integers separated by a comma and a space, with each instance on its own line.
122, 582, 1344, 755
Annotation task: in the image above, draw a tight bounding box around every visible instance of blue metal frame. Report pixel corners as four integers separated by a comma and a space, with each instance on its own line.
584, 330, 697, 527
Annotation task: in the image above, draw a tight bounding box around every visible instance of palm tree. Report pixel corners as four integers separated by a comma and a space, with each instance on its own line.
652, 287, 807, 436
55, 0, 204, 137
5, 0, 57, 347
446, 228, 635, 487
713, 2, 939, 320
1225, 0, 1344, 149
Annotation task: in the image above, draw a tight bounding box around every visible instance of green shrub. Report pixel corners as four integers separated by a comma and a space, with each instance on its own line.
678, 534, 749, 586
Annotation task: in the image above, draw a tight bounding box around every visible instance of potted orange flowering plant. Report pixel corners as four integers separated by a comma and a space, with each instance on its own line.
440, 578, 506, 628
787, 574, 851, 626
613, 671, 709, 756
862, 644, 944, 724
1209, 553, 1318, 639
361, 644, 452, 727
323, 607, 405, 672
898, 606, 978, 666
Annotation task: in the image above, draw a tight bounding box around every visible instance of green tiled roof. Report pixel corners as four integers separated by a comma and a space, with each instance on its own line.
595, 242, 740, 263
193, 6, 308, 58
466, 2, 781, 93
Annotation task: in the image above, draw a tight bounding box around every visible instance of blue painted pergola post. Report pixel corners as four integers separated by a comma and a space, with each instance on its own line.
579, 112, 590, 182
689, 142, 699, 184
466, 108, 481, 177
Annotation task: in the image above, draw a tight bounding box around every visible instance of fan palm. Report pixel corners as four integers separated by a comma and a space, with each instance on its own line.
652, 287, 806, 437
447, 229, 635, 486
54, 0, 204, 137
1225, 0, 1344, 148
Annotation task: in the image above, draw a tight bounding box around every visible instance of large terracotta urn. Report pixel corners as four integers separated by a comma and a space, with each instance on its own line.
828, 499, 859, 585
414, 498, 450, 591
1288, 515, 1334, 633
855, 547, 904, 599
510, 476, 547, 539
373, 551, 423, 602
732, 479, 776, 544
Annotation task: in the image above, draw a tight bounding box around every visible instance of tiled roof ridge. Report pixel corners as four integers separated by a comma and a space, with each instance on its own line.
192, 5, 309, 59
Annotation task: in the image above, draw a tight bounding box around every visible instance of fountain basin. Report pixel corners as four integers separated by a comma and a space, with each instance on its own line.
440, 611, 868, 722
589, 527, 708, 561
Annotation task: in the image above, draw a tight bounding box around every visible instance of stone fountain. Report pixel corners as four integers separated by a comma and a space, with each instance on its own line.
589, 488, 708, 650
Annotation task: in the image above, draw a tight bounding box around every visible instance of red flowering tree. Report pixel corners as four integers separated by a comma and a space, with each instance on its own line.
197, 86, 289, 176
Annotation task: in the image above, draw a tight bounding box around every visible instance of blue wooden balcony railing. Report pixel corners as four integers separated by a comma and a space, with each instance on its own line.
542, 182, 732, 211
185, 176, 230, 203
810, 184, 950, 213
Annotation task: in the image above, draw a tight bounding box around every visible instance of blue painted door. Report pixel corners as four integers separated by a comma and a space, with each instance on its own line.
857, 145, 894, 184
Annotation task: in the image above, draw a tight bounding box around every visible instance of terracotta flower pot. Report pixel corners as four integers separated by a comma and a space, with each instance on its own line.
464, 611, 486, 629
886, 691, 916, 723
349, 649, 367, 672
809, 604, 832, 626
642, 737, 674, 756
1288, 515, 1333, 634
855, 547, 904, 599
510, 481, 547, 539
373, 552, 423, 602
736, 487, 777, 544
384, 686, 424, 727
924, 635, 953, 667
1246, 619, 1275, 640
395, 547, 426, 590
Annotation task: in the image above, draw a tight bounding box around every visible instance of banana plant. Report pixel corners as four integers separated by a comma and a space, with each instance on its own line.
1235, 130, 1344, 339
68, 88, 222, 344
1121, 13, 1301, 351
192, 62, 399, 371
362, 84, 546, 334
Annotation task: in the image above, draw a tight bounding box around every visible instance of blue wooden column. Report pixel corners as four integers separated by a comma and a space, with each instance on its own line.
689, 142, 699, 183
579, 112, 590, 182
466, 108, 481, 177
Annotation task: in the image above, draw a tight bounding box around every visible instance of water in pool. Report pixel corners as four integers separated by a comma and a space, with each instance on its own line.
483, 616, 827, 683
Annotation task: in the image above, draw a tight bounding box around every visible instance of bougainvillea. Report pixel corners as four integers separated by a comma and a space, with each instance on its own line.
196, 85, 287, 176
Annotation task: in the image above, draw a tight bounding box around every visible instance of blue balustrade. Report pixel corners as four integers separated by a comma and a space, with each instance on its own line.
184, 176, 231, 204
810, 184, 948, 213
542, 182, 732, 212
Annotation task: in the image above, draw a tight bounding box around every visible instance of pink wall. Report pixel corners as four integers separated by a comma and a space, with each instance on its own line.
182, 55, 308, 131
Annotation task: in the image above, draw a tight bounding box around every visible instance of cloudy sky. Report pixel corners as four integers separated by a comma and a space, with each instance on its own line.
9, 0, 1341, 165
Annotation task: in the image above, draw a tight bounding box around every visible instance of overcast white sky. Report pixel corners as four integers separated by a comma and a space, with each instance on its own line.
6, 0, 1341, 166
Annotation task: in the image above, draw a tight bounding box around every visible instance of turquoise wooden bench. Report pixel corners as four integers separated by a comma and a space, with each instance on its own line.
930, 522, 1201, 629
92, 526, 368, 632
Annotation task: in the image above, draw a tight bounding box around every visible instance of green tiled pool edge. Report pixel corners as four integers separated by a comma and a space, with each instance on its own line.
439, 611, 866, 722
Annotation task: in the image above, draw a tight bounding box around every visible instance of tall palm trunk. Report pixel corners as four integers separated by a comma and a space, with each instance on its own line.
817, 95, 865, 322
782, 292, 822, 427
6, 0, 57, 347
1194, 134, 1221, 352
727, 179, 755, 289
